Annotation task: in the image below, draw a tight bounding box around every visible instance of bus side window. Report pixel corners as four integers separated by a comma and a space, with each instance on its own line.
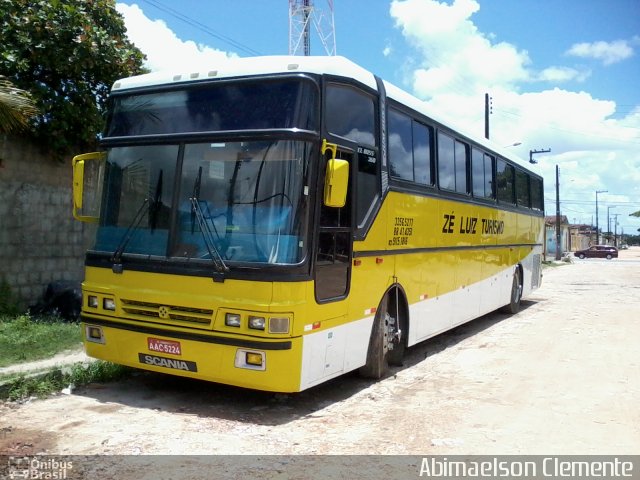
413, 121, 432, 186
515, 168, 531, 208
496, 158, 515, 204
437, 131, 455, 191
388, 108, 413, 182
531, 176, 543, 210
326, 83, 379, 230
472, 149, 495, 199
325, 84, 376, 146
454, 140, 469, 194
439, 132, 469, 194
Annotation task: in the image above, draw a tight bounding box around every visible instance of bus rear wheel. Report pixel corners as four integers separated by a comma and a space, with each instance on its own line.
359, 295, 402, 379
500, 267, 522, 315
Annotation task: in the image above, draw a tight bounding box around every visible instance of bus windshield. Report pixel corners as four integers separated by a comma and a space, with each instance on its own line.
104, 78, 317, 137
95, 140, 312, 265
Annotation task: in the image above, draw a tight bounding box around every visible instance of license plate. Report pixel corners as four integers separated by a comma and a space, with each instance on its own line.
147, 337, 182, 356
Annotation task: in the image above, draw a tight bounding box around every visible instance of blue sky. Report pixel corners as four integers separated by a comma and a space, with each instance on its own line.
116, 0, 640, 235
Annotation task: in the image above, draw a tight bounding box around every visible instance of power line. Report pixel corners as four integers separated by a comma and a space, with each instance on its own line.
493, 107, 640, 145
562, 200, 640, 206
140, 0, 262, 56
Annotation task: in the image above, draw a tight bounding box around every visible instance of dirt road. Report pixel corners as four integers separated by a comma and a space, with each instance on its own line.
2, 249, 639, 460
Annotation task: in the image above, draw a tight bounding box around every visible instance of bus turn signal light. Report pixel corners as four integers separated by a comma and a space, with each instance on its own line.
268, 317, 289, 334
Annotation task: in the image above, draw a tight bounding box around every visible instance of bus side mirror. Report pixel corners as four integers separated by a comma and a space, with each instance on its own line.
322, 140, 349, 208
72, 151, 105, 223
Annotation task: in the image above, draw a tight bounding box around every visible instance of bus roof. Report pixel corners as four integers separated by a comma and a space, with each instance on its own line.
111, 55, 378, 91
111, 55, 534, 172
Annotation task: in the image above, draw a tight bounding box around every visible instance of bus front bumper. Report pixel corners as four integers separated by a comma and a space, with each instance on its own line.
81, 317, 303, 393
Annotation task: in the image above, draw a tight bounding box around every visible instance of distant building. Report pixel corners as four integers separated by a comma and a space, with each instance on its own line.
546, 218, 598, 257
569, 224, 595, 251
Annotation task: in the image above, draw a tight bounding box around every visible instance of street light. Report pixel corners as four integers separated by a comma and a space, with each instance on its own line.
529, 148, 551, 164
595, 190, 608, 244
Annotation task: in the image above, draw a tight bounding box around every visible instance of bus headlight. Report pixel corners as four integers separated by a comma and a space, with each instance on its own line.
248, 316, 266, 330
225, 313, 241, 327
103, 298, 116, 311
88, 295, 99, 308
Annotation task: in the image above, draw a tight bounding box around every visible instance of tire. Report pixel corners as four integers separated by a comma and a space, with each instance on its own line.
606, 254, 612, 260
500, 267, 522, 314
578, 253, 585, 259
359, 296, 400, 379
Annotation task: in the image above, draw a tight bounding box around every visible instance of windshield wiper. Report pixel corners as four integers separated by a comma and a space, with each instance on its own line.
190, 197, 229, 282
149, 170, 163, 232
190, 166, 229, 282
111, 169, 164, 273
111, 198, 150, 273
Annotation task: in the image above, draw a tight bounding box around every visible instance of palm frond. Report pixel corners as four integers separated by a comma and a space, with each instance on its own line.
0, 76, 38, 133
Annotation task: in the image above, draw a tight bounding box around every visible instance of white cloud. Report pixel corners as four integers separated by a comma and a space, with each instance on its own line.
566, 39, 634, 65
389, 0, 640, 227
116, 3, 236, 73
390, 0, 530, 97
536, 66, 591, 83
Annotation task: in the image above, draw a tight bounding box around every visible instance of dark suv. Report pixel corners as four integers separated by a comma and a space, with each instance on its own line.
574, 245, 618, 260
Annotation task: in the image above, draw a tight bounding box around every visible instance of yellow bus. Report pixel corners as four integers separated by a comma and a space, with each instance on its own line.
72, 56, 544, 392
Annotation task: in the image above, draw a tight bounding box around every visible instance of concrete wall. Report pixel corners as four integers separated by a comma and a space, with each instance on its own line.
0, 135, 95, 307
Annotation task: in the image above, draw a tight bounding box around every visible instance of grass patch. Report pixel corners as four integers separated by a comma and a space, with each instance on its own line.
1, 361, 133, 401
0, 278, 22, 316
0, 315, 82, 367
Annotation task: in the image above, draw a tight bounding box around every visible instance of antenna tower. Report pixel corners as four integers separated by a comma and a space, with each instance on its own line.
289, 0, 336, 56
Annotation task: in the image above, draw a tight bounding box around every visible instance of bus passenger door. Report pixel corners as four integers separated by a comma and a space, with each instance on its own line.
315, 146, 353, 303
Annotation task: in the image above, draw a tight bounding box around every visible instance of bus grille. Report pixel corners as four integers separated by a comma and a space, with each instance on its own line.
120, 299, 213, 328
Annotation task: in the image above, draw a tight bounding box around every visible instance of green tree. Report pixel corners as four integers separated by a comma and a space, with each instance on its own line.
0, 75, 38, 133
0, 0, 146, 159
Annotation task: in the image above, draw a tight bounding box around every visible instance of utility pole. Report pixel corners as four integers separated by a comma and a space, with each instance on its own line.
595, 190, 607, 245
484, 93, 492, 139
555, 165, 561, 260
527, 148, 554, 258
607, 205, 616, 241
613, 214, 620, 247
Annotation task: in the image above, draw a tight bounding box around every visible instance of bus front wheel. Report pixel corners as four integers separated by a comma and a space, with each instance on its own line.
359, 295, 401, 379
